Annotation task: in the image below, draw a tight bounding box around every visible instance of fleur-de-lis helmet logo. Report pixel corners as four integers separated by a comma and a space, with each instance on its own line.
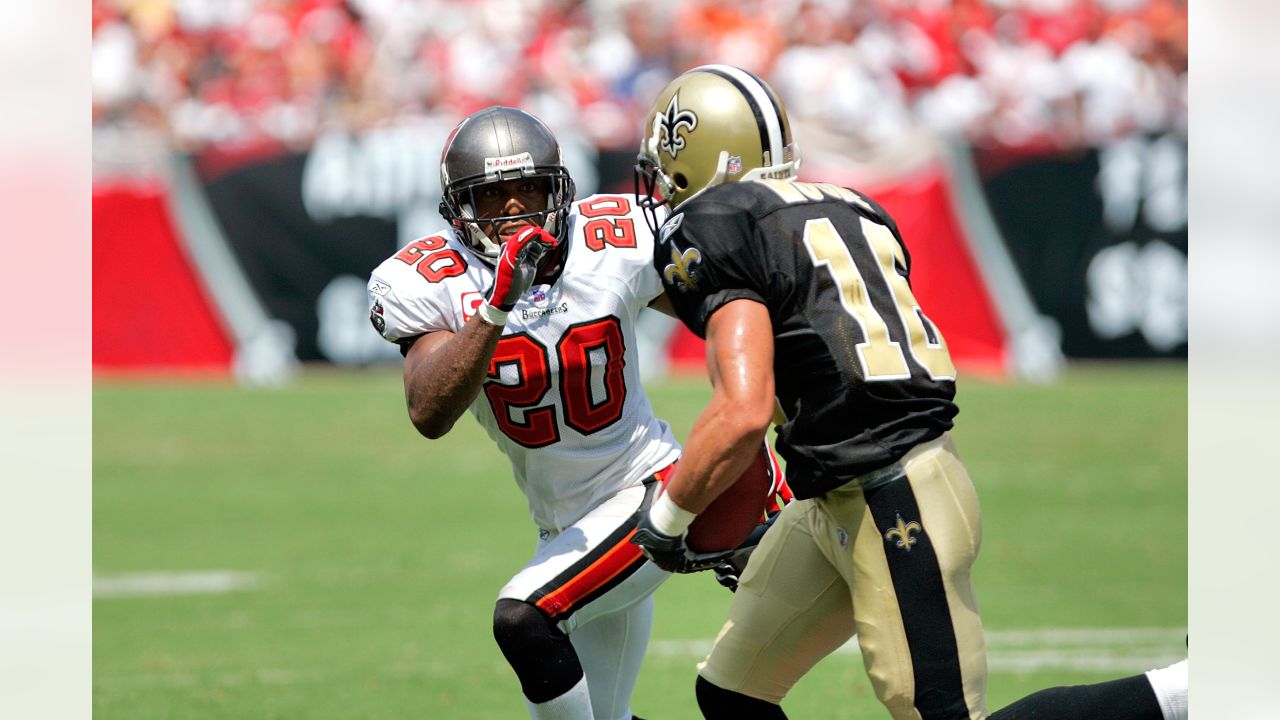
655, 93, 698, 159
663, 244, 702, 292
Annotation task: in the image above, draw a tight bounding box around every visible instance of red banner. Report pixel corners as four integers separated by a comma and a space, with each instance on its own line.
93, 181, 232, 373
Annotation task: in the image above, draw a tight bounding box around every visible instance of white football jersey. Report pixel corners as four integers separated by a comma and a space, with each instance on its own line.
368, 194, 681, 531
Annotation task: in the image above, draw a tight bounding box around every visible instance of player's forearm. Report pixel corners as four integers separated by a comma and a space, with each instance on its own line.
665, 298, 776, 515
404, 317, 502, 438
666, 392, 770, 514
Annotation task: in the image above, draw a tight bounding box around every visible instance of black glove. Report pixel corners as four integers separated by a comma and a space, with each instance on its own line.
632, 512, 732, 574
712, 562, 745, 592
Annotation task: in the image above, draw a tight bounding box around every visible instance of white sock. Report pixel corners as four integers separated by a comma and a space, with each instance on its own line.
1145, 659, 1188, 720
525, 675, 593, 720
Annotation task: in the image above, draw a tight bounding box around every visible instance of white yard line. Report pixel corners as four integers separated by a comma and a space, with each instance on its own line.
93, 570, 264, 598
650, 627, 1186, 674
94, 668, 317, 690
94, 626, 1185, 690
983, 627, 1184, 647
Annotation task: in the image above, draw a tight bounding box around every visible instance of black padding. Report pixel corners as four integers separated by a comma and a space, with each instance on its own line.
695, 675, 788, 719
988, 673, 1162, 720
492, 599, 583, 704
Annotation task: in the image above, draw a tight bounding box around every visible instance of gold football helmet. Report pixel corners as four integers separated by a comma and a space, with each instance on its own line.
634, 65, 799, 234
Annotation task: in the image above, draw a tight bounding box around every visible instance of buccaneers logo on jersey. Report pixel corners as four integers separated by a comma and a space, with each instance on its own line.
654, 93, 698, 160
369, 299, 387, 334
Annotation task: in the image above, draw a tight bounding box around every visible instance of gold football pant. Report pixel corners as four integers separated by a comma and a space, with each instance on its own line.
698, 434, 988, 719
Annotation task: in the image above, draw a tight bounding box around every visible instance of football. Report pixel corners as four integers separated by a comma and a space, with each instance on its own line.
683, 443, 781, 553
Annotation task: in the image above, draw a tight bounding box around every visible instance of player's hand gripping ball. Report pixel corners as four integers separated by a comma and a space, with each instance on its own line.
683, 442, 781, 553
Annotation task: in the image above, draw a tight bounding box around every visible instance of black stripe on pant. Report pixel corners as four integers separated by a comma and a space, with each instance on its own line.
864, 475, 971, 720
526, 480, 660, 622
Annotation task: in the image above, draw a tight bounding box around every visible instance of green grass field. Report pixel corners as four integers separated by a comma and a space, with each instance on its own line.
93, 363, 1186, 719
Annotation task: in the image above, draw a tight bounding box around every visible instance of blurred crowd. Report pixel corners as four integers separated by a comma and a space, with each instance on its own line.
92, 0, 1186, 169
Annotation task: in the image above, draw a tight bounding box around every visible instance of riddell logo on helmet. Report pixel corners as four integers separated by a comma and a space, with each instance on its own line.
485, 152, 535, 175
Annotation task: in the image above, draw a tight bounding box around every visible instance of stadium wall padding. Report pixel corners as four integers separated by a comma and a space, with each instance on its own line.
92, 181, 233, 372
975, 134, 1188, 358
91, 134, 1186, 374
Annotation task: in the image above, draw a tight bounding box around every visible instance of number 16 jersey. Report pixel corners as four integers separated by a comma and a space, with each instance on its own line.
654, 180, 958, 500
369, 194, 680, 532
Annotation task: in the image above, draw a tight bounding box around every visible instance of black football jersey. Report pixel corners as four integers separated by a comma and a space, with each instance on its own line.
654, 179, 959, 499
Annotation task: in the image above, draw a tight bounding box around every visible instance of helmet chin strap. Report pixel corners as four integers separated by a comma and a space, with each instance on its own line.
463, 222, 501, 261
468, 230, 501, 264
454, 199, 501, 261
541, 210, 560, 241
464, 208, 560, 267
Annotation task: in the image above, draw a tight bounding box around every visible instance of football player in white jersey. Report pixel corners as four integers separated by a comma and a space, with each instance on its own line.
367, 105, 733, 720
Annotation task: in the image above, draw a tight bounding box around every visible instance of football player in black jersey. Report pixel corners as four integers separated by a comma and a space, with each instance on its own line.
630, 65, 1187, 720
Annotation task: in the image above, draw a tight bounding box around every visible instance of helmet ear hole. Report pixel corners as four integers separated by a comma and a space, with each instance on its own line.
673, 173, 688, 190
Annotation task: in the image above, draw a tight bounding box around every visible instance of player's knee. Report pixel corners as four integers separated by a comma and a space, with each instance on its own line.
695, 675, 787, 719
493, 599, 583, 703
492, 599, 560, 656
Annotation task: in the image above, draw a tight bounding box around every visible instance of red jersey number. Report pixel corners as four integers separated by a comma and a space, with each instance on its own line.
558, 318, 628, 435
484, 318, 627, 447
484, 334, 560, 448
578, 196, 637, 251
395, 236, 468, 283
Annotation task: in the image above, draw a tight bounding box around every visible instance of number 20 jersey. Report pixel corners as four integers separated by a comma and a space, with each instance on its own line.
369, 194, 680, 532
654, 180, 958, 500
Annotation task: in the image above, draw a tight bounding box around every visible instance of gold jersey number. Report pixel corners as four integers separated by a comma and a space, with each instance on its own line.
753, 178, 958, 382
803, 216, 956, 381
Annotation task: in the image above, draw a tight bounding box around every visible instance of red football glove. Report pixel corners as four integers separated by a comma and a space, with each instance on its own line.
486, 226, 559, 313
